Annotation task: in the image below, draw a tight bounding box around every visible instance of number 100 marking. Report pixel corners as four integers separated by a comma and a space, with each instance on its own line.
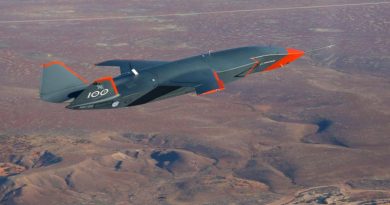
87, 89, 109, 98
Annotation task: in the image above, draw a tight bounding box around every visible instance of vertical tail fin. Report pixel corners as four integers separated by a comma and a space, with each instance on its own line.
40, 61, 88, 103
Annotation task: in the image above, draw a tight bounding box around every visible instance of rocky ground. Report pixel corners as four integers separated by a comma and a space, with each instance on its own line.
0, 0, 389, 204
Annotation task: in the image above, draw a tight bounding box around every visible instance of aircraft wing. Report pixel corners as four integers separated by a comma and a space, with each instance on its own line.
96, 60, 168, 74
167, 69, 225, 95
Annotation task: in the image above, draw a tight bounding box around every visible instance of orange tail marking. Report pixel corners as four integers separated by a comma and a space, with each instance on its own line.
43, 61, 88, 84
94, 76, 119, 95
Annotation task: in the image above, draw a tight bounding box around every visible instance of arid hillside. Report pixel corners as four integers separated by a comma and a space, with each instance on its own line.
0, 0, 389, 204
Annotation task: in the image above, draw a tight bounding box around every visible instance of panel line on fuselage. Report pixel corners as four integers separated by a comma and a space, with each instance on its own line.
218, 53, 289, 73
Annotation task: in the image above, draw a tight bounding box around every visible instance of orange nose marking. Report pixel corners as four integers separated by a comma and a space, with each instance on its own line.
263, 48, 304, 72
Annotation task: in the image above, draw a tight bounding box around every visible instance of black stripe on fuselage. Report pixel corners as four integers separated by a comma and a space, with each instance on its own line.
129, 86, 182, 106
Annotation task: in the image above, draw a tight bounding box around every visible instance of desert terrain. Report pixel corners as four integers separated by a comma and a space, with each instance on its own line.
0, 0, 389, 204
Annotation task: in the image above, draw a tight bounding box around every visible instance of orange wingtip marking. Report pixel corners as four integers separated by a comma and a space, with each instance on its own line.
263, 48, 304, 72
94, 76, 119, 95
42, 61, 88, 84
201, 89, 219, 95
245, 58, 261, 77
200, 71, 225, 95
213, 71, 225, 90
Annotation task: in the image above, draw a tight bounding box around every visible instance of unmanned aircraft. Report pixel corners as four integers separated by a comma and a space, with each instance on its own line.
40, 46, 305, 110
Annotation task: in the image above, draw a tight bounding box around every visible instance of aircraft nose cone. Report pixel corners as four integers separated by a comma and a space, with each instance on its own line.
286, 47, 305, 62
262, 47, 305, 72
